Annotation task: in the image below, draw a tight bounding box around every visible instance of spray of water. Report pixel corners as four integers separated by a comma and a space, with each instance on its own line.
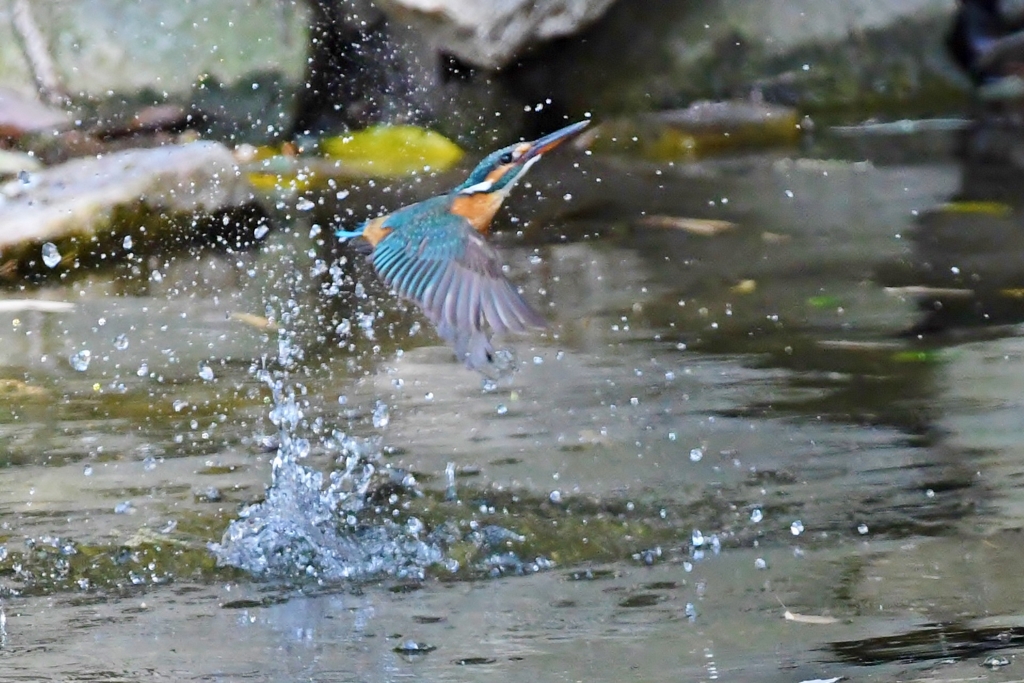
210, 331, 444, 581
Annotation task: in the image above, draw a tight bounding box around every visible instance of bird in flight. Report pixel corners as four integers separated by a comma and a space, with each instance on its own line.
336, 120, 589, 370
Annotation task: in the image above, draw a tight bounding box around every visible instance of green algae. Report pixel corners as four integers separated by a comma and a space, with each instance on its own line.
0, 509, 239, 597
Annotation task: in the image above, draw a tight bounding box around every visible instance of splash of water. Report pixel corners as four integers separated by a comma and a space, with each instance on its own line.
210, 333, 444, 581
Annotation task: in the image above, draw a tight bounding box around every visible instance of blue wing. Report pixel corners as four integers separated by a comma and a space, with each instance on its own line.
370, 205, 545, 367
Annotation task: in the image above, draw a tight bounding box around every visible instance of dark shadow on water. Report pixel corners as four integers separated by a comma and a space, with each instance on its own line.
829, 622, 1024, 665
877, 112, 1024, 336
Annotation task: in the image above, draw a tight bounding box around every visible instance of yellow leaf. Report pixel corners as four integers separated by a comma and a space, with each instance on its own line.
731, 279, 757, 294
884, 286, 973, 298
761, 231, 791, 244
322, 125, 464, 176
784, 610, 839, 625
245, 171, 314, 193
937, 200, 1012, 217
243, 152, 315, 193
638, 215, 736, 236
230, 312, 278, 332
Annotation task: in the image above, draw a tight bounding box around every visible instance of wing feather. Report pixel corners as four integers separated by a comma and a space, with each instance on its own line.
366, 205, 545, 368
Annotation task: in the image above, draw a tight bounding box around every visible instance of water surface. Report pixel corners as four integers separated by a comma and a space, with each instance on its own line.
4, 124, 1024, 682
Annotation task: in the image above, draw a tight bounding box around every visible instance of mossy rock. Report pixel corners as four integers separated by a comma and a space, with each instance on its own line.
584, 101, 801, 161
0, 141, 270, 284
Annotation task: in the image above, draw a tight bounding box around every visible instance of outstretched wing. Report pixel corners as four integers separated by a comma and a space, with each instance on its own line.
370, 211, 545, 364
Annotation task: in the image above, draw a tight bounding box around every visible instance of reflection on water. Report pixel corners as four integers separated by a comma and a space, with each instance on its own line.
7, 122, 1024, 680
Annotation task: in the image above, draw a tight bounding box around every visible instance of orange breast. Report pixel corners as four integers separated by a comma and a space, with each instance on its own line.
450, 192, 505, 234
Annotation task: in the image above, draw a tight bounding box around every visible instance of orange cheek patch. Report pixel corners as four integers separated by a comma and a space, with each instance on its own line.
451, 192, 504, 233
362, 216, 393, 246
485, 164, 512, 184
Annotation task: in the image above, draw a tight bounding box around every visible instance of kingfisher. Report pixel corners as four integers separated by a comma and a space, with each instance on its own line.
336, 119, 589, 370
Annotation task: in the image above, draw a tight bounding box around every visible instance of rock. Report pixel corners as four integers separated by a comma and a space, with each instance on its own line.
0, 141, 269, 280
0, 87, 69, 138
0, 1, 308, 100
374, 0, 619, 69
0, 1, 308, 144
510, 0, 964, 118
0, 150, 42, 179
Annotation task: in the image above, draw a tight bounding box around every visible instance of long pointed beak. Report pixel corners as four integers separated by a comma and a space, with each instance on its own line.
522, 120, 590, 161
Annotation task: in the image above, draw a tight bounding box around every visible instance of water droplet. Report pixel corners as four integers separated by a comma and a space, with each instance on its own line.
750, 508, 763, 523
424, 392, 434, 401
549, 490, 562, 503
533, 356, 543, 365
69, 350, 91, 371
136, 362, 148, 377
122, 235, 133, 250
254, 225, 270, 239
198, 363, 215, 381
790, 520, 804, 536
114, 501, 133, 515
143, 456, 157, 471
668, 431, 677, 441
296, 197, 315, 211
689, 447, 703, 462
754, 557, 767, 570
685, 602, 697, 620
173, 400, 188, 412
857, 523, 869, 535
114, 334, 129, 351
496, 403, 508, 415
372, 401, 390, 428
41, 242, 61, 268
691, 529, 704, 547
83, 465, 93, 476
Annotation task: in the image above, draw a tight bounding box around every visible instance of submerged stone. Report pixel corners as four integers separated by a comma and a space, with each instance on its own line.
582, 101, 801, 160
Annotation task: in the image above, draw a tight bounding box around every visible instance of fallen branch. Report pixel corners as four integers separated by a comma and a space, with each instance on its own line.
11, 0, 69, 107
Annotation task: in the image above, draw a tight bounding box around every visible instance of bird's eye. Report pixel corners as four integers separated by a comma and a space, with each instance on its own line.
498, 152, 514, 164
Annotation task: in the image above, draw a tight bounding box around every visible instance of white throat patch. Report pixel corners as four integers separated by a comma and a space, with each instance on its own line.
457, 154, 541, 196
